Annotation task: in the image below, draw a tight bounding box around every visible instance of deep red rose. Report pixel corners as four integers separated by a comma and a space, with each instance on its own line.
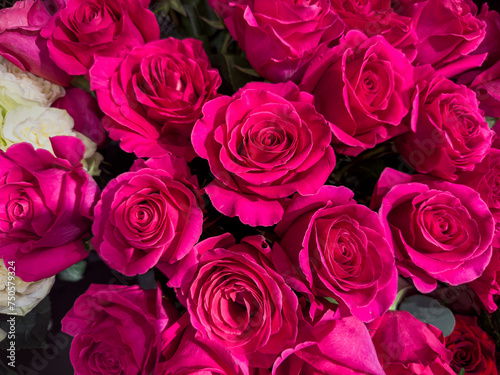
445, 315, 498, 375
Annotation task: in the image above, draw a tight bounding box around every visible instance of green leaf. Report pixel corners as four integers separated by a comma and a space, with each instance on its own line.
389, 286, 413, 311
324, 297, 339, 305
458, 369, 465, 375
58, 260, 87, 282
486, 116, 498, 129
399, 295, 456, 336
199, 16, 225, 30
233, 65, 261, 78
70, 76, 91, 92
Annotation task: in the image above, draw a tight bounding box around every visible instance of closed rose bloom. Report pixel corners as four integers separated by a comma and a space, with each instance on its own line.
209, 0, 344, 83
466, 60, 500, 118
191, 81, 335, 227
445, 315, 498, 375
91, 155, 204, 276
397, 0, 486, 77
0, 0, 71, 86
300, 30, 415, 156
396, 70, 494, 181
372, 168, 494, 293
62, 284, 180, 375
273, 185, 397, 322
368, 311, 455, 375
0, 259, 55, 316
0, 136, 99, 282
90, 38, 221, 160
40, 0, 159, 76
174, 234, 299, 369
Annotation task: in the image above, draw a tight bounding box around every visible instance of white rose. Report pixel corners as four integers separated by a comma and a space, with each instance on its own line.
1, 106, 97, 159
0, 56, 65, 113
0, 260, 55, 316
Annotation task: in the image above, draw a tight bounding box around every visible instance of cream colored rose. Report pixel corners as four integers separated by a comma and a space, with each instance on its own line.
0, 106, 97, 159
0, 56, 65, 113
0, 260, 55, 316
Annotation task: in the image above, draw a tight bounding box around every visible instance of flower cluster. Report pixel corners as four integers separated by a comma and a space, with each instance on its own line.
0, 0, 499, 374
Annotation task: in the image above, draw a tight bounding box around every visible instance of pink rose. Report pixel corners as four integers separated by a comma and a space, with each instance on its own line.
0, 136, 99, 282
156, 317, 249, 375
0, 0, 71, 85
62, 284, 179, 375
397, 0, 487, 77
273, 185, 397, 322
300, 30, 415, 156
40, 0, 159, 76
90, 38, 221, 160
371, 168, 495, 293
91, 155, 204, 276
330, 0, 418, 60
473, 4, 500, 70
273, 313, 385, 375
455, 148, 500, 211
467, 60, 500, 118
191, 81, 335, 227
469, 233, 500, 312
395, 69, 494, 181
210, 0, 344, 82
368, 311, 455, 375
173, 233, 299, 369
53, 87, 106, 146
445, 315, 498, 375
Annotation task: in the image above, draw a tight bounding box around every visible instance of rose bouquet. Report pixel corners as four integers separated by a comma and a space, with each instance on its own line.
0, 0, 500, 374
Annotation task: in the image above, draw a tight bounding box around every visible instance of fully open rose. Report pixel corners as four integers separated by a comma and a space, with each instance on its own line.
209, 0, 344, 83
300, 30, 415, 156
273, 185, 397, 322
40, 0, 159, 76
91, 155, 204, 276
191, 81, 335, 227
0, 136, 99, 282
372, 168, 494, 293
173, 233, 299, 369
62, 284, 180, 375
90, 37, 221, 160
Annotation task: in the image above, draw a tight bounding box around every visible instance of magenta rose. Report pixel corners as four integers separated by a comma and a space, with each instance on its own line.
40, 0, 159, 76
53, 87, 106, 146
156, 317, 249, 375
91, 155, 203, 276
173, 233, 299, 368
273, 185, 397, 322
272, 313, 385, 375
396, 69, 494, 181
191, 81, 335, 227
62, 284, 179, 375
0, 0, 71, 85
467, 60, 500, 118
0, 136, 99, 282
368, 311, 455, 375
445, 315, 498, 375
455, 148, 500, 211
371, 168, 495, 293
469, 233, 500, 313
90, 38, 221, 160
397, 0, 487, 77
211, 0, 344, 82
330, 0, 418, 60
300, 30, 415, 156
